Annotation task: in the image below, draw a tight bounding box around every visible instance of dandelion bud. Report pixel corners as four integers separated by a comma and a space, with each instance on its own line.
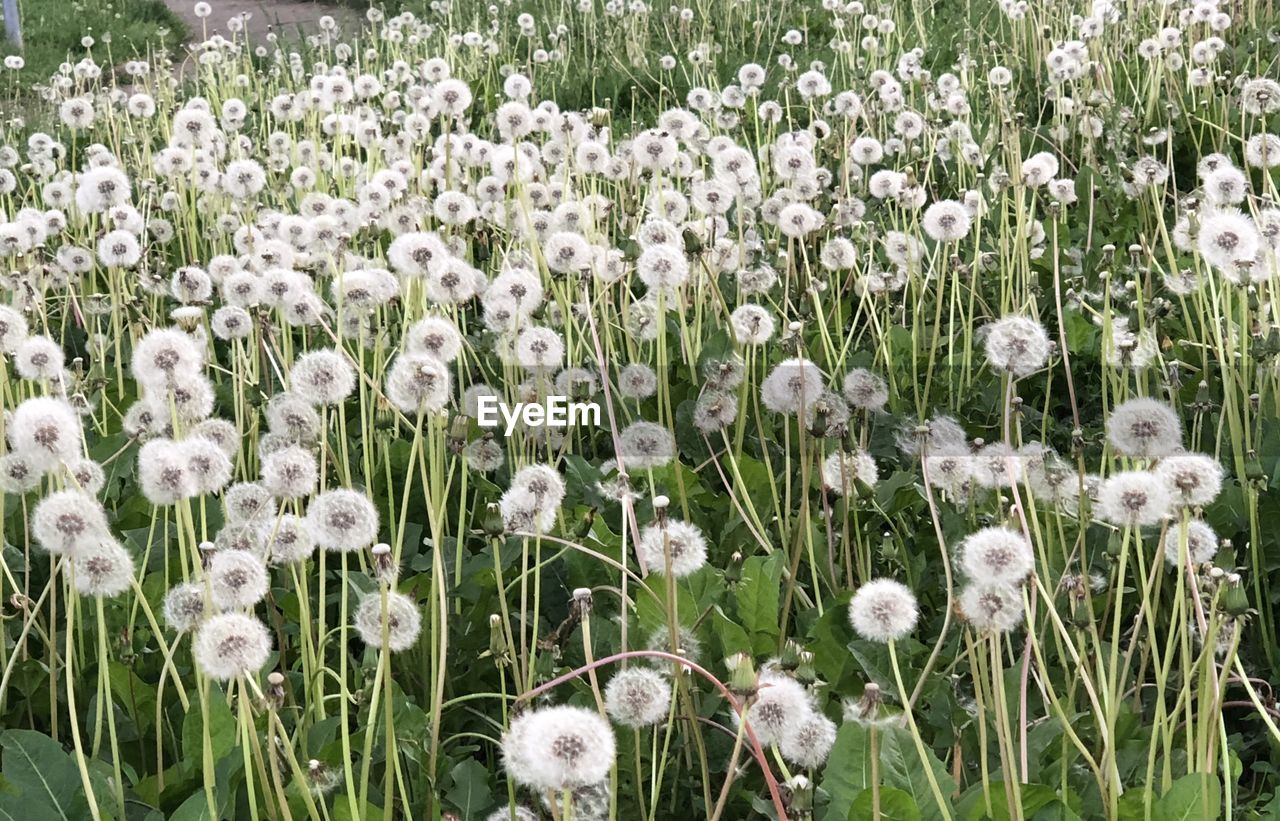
725, 551, 743, 584
784, 774, 815, 811
198, 541, 216, 569
1220, 581, 1250, 616
574, 508, 595, 539
572, 587, 593, 614
488, 614, 509, 664
779, 640, 803, 671
482, 503, 505, 537
726, 652, 757, 697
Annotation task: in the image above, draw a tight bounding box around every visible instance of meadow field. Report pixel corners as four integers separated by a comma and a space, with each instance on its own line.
0, 0, 1279, 818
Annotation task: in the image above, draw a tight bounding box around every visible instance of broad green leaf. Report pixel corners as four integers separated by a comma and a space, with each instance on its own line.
182, 696, 237, 770
818, 722, 873, 821
445, 758, 494, 818
735, 553, 783, 652
878, 727, 957, 821
1153, 773, 1221, 821
0, 730, 92, 821
850, 787, 921, 821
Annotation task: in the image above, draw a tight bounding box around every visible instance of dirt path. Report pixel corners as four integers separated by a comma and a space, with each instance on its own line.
165, 0, 365, 48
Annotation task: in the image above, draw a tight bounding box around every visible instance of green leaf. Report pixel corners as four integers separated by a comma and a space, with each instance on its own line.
878, 727, 957, 821
850, 787, 921, 821
818, 722, 873, 821
0, 730, 92, 821
182, 696, 238, 772
734, 553, 784, 653
1153, 773, 1221, 821
445, 758, 494, 818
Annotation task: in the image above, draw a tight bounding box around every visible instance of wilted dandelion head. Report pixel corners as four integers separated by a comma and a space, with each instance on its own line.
604, 667, 672, 727
193, 612, 273, 681
1106, 398, 1182, 460
502, 705, 616, 792
848, 578, 918, 643
354, 590, 422, 652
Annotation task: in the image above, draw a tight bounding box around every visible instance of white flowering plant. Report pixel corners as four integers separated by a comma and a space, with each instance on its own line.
0, 0, 1278, 819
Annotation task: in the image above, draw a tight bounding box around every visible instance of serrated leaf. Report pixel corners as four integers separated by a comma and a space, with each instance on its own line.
878, 727, 957, 821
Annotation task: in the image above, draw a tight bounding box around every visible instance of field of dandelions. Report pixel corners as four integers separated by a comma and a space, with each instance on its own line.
2, 0, 1280, 817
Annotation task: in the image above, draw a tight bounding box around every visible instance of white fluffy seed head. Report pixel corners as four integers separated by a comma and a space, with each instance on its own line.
1106, 398, 1183, 460
502, 705, 616, 792
1095, 470, 1172, 527
958, 584, 1025, 633
8, 397, 83, 470
354, 591, 422, 652
983, 315, 1051, 377
307, 489, 379, 552
32, 490, 109, 555
959, 526, 1035, 585
193, 612, 272, 681
207, 548, 269, 610
163, 582, 207, 632
73, 539, 135, 598
744, 672, 812, 746
761, 358, 825, 415
848, 578, 918, 643
637, 520, 708, 577
1162, 519, 1219, 567
821, 450, 878, 496
778, 710, 838, 769
604, 667, 672, 727
290, 349, 356, 406
1154, 453, 1223, 508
